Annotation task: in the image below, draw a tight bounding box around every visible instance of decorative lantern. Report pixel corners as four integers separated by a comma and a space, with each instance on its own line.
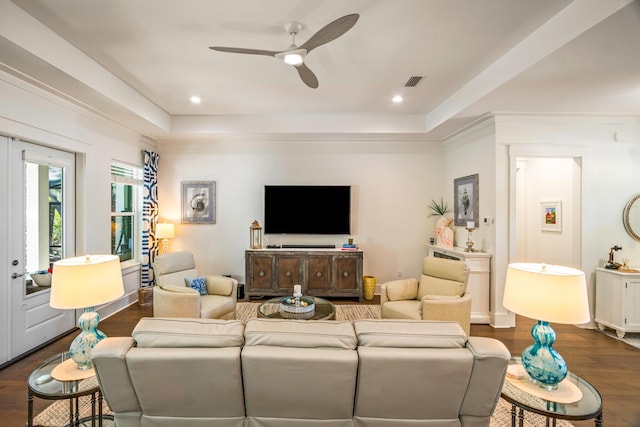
250, 220, 263, 249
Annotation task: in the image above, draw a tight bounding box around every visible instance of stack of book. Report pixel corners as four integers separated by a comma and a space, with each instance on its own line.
341, 243, 358, 252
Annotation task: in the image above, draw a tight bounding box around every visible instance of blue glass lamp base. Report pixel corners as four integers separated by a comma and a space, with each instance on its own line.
521, 320, 567, 390
69, 307, 106, 370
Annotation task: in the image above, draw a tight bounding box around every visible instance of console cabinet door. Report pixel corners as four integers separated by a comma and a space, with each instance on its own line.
335, 256, 358, 291
248, 255, 274, 291
276, 256, 304, 293
307, 255, 332, 293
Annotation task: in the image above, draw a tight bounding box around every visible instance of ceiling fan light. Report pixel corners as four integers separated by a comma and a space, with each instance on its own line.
276, 48, 307, 66
284, 53, 304, 65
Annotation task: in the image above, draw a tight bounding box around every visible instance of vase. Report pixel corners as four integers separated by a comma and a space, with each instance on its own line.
363, 276, 376, 300
435, 216, 454, 248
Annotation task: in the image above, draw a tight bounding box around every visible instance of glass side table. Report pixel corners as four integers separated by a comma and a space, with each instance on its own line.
501, 357, 603, 427
27, 352, 113, 427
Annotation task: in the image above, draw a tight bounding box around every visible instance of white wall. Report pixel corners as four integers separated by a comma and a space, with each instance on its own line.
442, 120, 500, 323
517, 157, 576, 266
0, 71, 153, 364
157, 139, 444, 286
494, 115, 640, 327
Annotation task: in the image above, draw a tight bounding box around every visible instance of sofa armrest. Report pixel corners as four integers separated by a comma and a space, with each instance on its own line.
461, 336, 510, 419
205, 275, 238, 300
92, 337, 141, 415
152, 286, 200, 318
420, 292, 472, 335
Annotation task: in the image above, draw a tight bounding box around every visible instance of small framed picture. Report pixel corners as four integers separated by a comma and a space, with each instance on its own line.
181, 181, 216, 224
454, 174, 479, 227
541, 200, 561, 232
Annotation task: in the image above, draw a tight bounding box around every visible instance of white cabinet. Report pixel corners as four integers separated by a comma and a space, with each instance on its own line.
595, 268, 640, 338
427, 245, 491, 324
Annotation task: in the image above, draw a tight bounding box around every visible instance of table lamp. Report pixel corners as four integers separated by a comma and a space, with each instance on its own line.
503, 263, 590, 390
156, 222, 175, 254
50, 255, 124, 371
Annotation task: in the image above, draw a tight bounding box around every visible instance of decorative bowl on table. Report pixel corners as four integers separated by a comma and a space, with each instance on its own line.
30, 272, 52, 287
279, 296, 315, 319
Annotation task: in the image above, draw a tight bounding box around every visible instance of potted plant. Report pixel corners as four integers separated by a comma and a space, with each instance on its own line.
428, 198, 454, 248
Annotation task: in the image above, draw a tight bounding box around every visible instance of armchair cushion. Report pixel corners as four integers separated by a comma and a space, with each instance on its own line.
385, 278, 418, 301
417, 256, 468, 299
185, 276, 207, 295
381, 300, 421, 319
161, 284, 199, 294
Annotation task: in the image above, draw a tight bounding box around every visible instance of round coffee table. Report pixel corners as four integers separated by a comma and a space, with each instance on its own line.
257, 296, 336, 320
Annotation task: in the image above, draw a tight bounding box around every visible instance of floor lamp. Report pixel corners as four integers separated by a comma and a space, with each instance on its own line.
50, 254, 124, 372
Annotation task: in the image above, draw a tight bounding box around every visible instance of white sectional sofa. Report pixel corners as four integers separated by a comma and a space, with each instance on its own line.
91, 317, 510, 427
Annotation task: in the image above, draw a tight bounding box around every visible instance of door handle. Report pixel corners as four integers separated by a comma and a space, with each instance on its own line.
11, 272, 24, 279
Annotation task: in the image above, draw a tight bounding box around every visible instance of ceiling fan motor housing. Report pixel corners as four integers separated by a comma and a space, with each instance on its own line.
284, 21, 303, 35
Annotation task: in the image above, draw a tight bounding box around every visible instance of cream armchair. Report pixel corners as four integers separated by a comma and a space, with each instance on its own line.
380, 256, 471, 335
152, 251, 237, 319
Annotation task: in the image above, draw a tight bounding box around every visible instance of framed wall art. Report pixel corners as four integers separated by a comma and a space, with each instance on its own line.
181, 181, 216, 224
454, 174, 479, 227
541, 200, 561, 232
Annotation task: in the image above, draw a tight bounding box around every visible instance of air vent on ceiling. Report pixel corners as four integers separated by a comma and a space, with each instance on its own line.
404, 76, 424, 87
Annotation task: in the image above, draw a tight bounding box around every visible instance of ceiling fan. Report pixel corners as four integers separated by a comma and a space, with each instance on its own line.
209, 13, 359, 89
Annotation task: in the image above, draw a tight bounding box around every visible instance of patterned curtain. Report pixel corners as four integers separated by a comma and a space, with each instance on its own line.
141, 150, 160, 287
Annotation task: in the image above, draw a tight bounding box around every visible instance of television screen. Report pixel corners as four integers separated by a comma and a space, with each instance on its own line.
264, 185, 351, 234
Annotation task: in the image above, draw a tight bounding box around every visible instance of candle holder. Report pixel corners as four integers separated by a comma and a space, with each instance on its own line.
465, 226, 476, 252
293, 284, 302, 306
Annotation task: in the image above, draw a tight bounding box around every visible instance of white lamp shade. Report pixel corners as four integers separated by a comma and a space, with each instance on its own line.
503, 263, 590, 324
50, 254, 125, 309
156, 223, 175, 239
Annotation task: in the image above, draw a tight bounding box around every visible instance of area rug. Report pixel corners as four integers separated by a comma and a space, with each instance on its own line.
235, 301, 381, 321
33, 395, 573, 427
34, 302, 574, 427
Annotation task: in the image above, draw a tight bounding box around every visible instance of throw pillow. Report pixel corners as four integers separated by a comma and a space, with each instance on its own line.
185, 276, 207, 295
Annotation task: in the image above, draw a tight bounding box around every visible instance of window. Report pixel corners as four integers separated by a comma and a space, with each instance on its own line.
111, 162, 142, 263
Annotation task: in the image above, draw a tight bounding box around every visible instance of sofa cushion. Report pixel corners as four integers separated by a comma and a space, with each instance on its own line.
185, 276, 207, 295
385, 278, 418, 301
354, 319, 467, 348
132, 317, 244, 348
244, 319, 357, 349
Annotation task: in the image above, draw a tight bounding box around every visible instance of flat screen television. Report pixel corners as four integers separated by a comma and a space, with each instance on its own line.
264, 185, 351, 234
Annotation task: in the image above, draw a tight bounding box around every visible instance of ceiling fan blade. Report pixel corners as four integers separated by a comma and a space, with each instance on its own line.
295, 63, 319, 88
209, 46, 278, 57
299, 13, 359, 53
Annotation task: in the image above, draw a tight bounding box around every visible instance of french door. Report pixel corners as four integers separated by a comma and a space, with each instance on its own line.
9, 140, 76, 359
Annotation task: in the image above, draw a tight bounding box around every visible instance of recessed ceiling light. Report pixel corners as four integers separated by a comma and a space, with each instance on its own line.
190, 96, 201, 104
392, 95, 404, 103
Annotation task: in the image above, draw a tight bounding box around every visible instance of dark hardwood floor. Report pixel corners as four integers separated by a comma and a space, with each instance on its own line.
1, 299, 638, 426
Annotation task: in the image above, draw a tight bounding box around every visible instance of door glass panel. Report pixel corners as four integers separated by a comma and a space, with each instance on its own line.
25, 162, 63, 295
